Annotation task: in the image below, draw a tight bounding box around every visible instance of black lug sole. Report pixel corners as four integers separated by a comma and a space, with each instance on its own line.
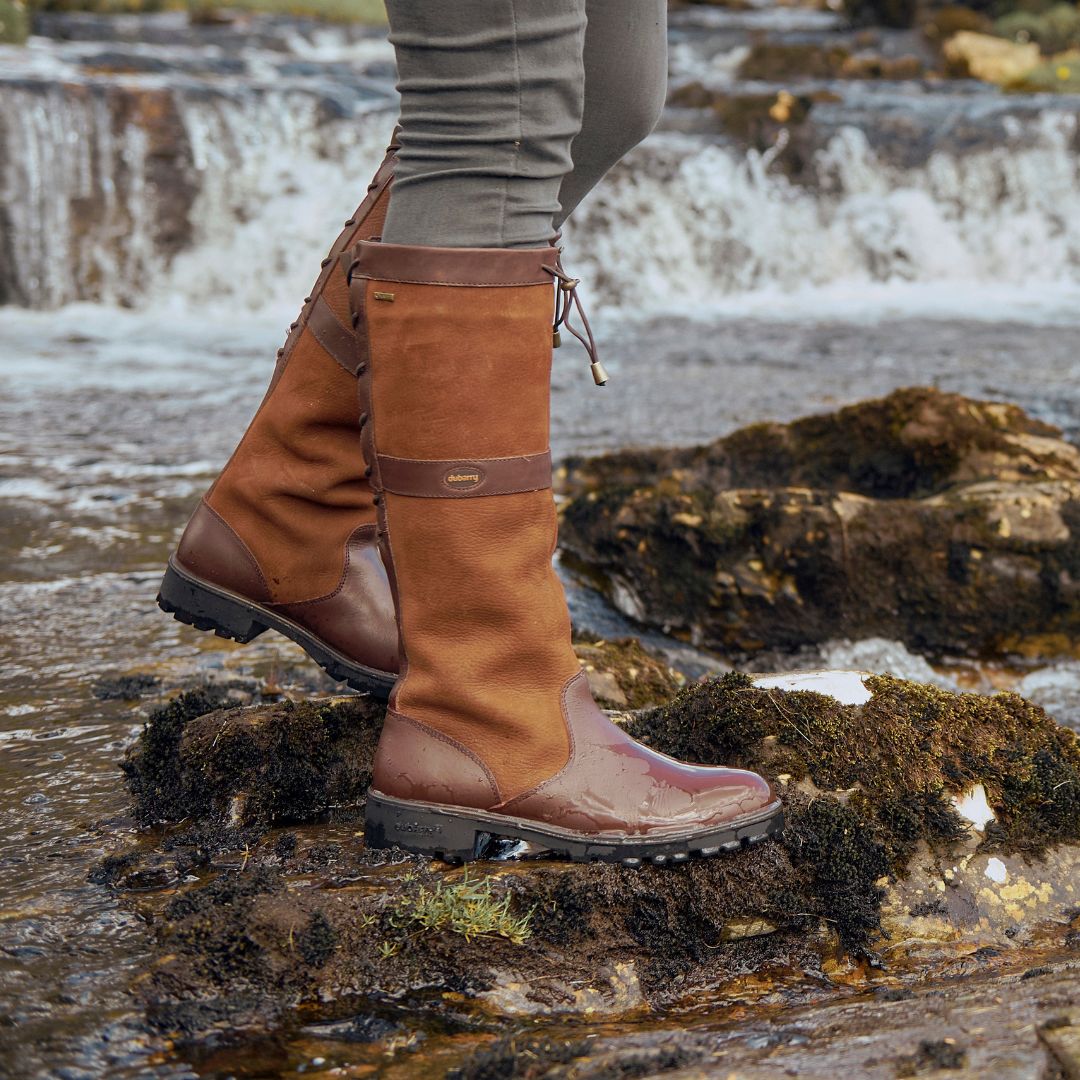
364, 790, 784, 866
157, 561, 396, 700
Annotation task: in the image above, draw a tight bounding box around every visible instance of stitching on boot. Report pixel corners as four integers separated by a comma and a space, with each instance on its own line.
351, 276, 551, 288
200, 499, 272, 598
384, 709, 501, 802
274, 523, 378, 608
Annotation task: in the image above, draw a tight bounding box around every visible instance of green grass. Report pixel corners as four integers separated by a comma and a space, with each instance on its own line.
194, 0, 386, 23
27, 0, 386, 23
0, 0, 29, 43
394, 872, 534, 946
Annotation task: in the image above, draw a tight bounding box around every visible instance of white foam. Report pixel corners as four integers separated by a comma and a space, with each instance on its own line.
752, 669, 872, 706
951, 783, 996, 832
565, 119, 1080, 323
4, 57, 1080, 323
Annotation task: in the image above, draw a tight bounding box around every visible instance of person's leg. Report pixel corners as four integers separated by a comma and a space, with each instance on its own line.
380, 0, 587, 250
556, 0, 668, 227
351, 1, 781, 865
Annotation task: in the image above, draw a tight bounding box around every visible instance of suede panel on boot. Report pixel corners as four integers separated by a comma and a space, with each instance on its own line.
207, 327, 376, 603
383, 491, 578, 798
365, 282, 552, 461
321, 263, 354, 326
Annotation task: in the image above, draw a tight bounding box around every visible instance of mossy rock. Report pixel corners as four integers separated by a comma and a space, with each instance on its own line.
574, 636, 684, 709
0, 0, 29, 42
630, 671, 1080, 859
121, 688, 385, 828
736, 41, 852, 81
558, 387, 1080, 658
839, 51, 926, 78
922, 4, 994, 43
996, 2, 1080, 53
107, 669, 1080, 1043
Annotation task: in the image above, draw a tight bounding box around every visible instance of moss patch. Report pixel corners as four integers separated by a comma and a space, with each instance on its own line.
573, 637, 684, 710
121, 686, 235, 826
122, 690, 385, 828
0, 0, 29, 42
630, 672, 1080, 864
996, 2, 1080, 53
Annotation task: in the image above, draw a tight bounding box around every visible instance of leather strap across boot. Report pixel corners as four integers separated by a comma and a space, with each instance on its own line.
157, 131, 402, 698
350, 240, 784, 865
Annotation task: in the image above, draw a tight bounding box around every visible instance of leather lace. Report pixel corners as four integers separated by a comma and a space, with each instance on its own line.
543, 256, 608, 386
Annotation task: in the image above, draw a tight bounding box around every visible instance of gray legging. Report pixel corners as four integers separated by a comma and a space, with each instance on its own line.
380, 0, 668, 250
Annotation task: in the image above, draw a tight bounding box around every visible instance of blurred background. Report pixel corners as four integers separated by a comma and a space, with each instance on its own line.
2, 0, 1080, 1073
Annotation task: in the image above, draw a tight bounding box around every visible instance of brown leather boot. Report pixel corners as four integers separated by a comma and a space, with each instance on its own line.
157, 133, 401, 698
349, 241, 783, 865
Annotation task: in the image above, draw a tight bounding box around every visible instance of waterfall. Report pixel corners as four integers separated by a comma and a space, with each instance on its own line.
566, 110, 1080, 318
0, 74, 395, 309
0, 81, 165, 307
3, 22, 1080, 320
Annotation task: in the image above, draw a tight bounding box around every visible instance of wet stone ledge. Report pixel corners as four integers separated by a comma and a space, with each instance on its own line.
94, 661, 1080, 1068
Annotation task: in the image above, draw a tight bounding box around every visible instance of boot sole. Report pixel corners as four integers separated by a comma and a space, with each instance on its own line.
364, 790, 784, 866
157, 560, 396, 700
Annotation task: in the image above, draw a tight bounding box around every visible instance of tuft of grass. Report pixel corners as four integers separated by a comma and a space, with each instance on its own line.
189, 0, 386, 24
395, 872, 534, 945
26, 0, 386, 23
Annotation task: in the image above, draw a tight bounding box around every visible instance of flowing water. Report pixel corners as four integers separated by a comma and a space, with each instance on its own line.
3, 7, 1080, 1076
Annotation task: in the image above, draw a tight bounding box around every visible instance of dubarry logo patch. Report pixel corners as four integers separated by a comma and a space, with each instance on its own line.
444, 466, 484, 491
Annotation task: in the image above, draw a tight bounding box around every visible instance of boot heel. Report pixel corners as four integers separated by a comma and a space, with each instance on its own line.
364, 792, 483, 863
158, 564, 269, 644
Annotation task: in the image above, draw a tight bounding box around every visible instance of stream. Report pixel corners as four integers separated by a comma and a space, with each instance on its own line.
3, 5, 1080, 1076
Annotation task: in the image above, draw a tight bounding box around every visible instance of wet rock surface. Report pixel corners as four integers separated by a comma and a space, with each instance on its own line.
97, 666, 1080, 1073
559, 387, 1080, 659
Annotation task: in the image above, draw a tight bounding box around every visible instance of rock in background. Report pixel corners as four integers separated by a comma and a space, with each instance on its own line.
559, 387, 1080, 659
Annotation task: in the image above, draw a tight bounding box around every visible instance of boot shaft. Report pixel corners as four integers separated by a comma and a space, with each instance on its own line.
197, 131, 400, 605
349, 241, 582, 800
